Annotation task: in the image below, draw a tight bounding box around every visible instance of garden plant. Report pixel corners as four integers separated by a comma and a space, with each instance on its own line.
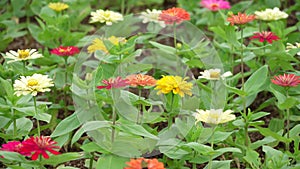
0, 0, 300, 168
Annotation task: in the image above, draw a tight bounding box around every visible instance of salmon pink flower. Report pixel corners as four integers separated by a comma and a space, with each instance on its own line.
159, 7, 190, 25
97, 76, 129, 90
0, 141, 30, 156
201, 0, 231, 11
250, 31, 279, 44
227, 12, 255, 26
50, 46, 80, 56
271, 74, 300, 87
20, 136, 60, 160
124, 158, 165, 169
126, 74, 157, 87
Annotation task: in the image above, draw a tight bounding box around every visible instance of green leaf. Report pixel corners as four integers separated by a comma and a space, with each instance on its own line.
41, 153, 83, 166
125, 63, 153, 73
204, 160, 232, 169
0, 77, 14, 101
224, 83, 247, 96
278, 97, 298, 110
253, 125, 290, 143
116, 123, 159, 140
149, 41, 176, 54
0, 151, 28, 162
243, 148, 261, 169
249, 112, 270, 121
244, 65, 268, 95
96, 155, 129, 169
184, 142, 213, 154
80, 142, 109, 154
51, 113, 81, 137
34, 112, 51, 123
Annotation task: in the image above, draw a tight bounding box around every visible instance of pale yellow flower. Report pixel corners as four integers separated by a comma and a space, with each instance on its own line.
286, 42, 300, 56
48, 2, 69, 12
3, 49, 43, 64
155, 75, 193, 97
255, 7, 288, 21
139, 9, 166, 28
194, 109, 235, 125
13, 74, 54, 96
87, 36, 126, 53
90, 9, 123, 25
198, 69, 232, 80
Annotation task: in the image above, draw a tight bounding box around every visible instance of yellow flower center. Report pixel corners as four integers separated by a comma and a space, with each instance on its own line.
210, 72, 220, 79
18, 50, 30, 59
28, 79, 38, 86
210, 3, 219, 9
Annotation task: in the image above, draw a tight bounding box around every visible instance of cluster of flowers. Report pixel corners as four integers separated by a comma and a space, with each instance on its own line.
0, 136, 60, 160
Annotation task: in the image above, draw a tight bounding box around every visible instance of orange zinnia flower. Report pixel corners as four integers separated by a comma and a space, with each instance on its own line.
124, 158, 165, 169
159, 7, 190, 25
126, 74, 157, 87
227, 12, 255, 26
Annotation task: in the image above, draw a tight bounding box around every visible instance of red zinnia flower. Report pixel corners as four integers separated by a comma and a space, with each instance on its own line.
201, 0, 231, 11
250, 31, 279, 44
159, 7, 190, 25
0, 141, 30, 156
124, 158, 165, 169
51, 46, 80, 56
126, 74, 157, 87
20, 136, 61, 160
97, 76, 129, 90
271, 74, 300, 87
227, 12, 255, 26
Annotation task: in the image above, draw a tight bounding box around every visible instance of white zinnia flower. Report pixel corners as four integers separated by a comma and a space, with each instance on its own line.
255, 7, 288, 21
286, 42, 300, 56
13, 74, 54, 96
194, 109, 236, 125
139, 9, 166, 28
3, 49, 43, 64
90, 9, 123, 25
198, 69, 232, 80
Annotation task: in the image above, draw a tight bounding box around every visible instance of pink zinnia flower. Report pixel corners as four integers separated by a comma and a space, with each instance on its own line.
227, 12, 255, 26
271, 74, 300, 87
200, 0, 231, 11
51, 46, 80, 56
250, 31, 279, 44
20, 136, 61, 160
96, 76, 129, 90
126, 74, 157, 87
0, 141, 30, 156
159, 7, 190, 25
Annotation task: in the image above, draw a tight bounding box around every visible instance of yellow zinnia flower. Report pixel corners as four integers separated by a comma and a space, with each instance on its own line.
87, 36, 126, 53
194, 109, 236, 125
155, 75, 193, 97
48, 2, 69, 12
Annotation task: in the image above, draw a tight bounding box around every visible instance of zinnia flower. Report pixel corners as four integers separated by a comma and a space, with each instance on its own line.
20, 136, 60, 160
50, 46, 80, 56
255, 7, 288, 21
198, 69, 232, 80
194, 109, 236, 125
126, 74, 157, 87
155, 75, 193, 97
90, 9, 123, 25
200, 0, 231, 11
87, 36, 127, 53
139, 9, 166, 27
124, 158, 165, 169
250, 31, 279, 44
48, 2, 69, 12
227, 12, 255, 26
13, 73, 54, 96
3, 49, 43, 64
286, 42, 300, 56
271, 74, 300, 87
0, 141, 30, 156
97, 76, 129, 90
159, 7, 190, 25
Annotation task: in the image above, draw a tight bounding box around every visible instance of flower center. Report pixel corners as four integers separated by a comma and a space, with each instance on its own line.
18, 50, 30, 59
210, 3, 219, 9
59, 47, 71, 53
28, 79, 38, 86
210, 72, 220, 79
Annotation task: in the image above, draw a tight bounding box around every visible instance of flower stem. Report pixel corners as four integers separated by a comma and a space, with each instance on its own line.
111, 106, 117, 142
33, 96, 40, 136
208, 126, 217, 169
89, 152, 94, 169
22, 61, 26, 75
136, 87, 143, 124
64, 57, 68, 115
167, 93, 175, 128
285, 89, 290, 151
11, 107, 17, 137
240, 28, 246, 114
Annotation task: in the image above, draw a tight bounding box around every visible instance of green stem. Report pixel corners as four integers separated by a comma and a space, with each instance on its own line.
64, 57, 68, 115
240, 28, 246, 115
22, 61, 26, 75
111, 106, 117, 142
89, 152, 94, 169
285, 88, 290, 151
33, 96, 40, 136
12, 107, 17, 137
136, 87, 143, 124
167, 93, 175, 128
121, 0, 125, 15
244, 119, 250, 147
208, 125, 217, 169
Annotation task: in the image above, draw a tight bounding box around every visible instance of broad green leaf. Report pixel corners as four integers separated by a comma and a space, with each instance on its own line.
0, 151, 28, 162
41, 153, 83, 166
125, 63, 152, 73
253, 125, 290, 143
184, 142, 213, 154
204, 160, 232, 169
51, 113, 81, 137
149, 41, 176, 54
34, 112, 51, 123
80, 142, 109, 154
243, 148, 261, 169
250, 112, 270, 121
244, 65, 268, 95
96, 155, 128, 169
278, 97, 299, 110
116, 123, 159, 140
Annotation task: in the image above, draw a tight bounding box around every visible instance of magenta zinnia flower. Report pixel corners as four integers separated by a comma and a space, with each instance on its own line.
20, 136, 61, 160
0, 141, 30, 156
96, 76, 129, 90
250, 31, 279, 44
159, 7, 190, 25
271, 74, 300, 87
200, 0, 231, 11
51, 46, 80, 56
